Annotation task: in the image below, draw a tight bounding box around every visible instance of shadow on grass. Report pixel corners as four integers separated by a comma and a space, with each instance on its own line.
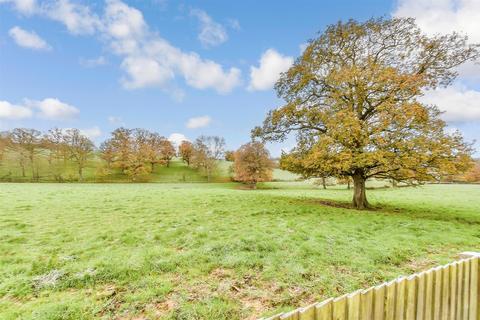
288, 196, 480, 226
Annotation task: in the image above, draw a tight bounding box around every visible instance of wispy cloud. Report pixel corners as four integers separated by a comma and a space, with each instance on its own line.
80, 126, 102, 140
186, 115, 212, 129
9, 26, 51, 51
393, 0, 480, 124
190, 8, 228, 48
0, 100, 33, 120
420, 85, 480, 122
0, 97, 79, 121
1, 0, 242, 96
227, 18, 241, 31
25, 98, 80, 120
108, 116, 124, 125
79, 56, 107, 68
0, 0, 36, 15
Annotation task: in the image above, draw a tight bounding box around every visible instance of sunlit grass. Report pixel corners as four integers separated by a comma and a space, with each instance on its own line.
0, 183, 479, 319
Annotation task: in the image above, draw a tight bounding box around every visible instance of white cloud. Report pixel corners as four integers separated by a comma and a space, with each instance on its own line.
8, 26, 51, 51
393, 0, 480, 123
26, 98, 79, 120
120, 56, 174, 89
80, 126, 102, 140
227, 18, 241, 31
248, 49, 293, 91
190, 8, 228, 47
2, 0, 99, 35
394, 0, 480, 43
79, 56, 107, 67
43, 0, 101, 35
104, 0, 146, 45
420, 86, 480, 122
108, 116, 124, 125
104, 1, 241, 93
393, 0, 480, 80
0, 0, 36, 14
168, 133, 189, 148
1, 0, 242, 94
186, 115, 211, 129
171, 88, 186, 103
0, 100, 33, 119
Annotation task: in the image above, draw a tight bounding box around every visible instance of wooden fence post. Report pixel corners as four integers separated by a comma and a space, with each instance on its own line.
461, 252, 480, 320
460, 252, 480, 259
259, 252, 480, 320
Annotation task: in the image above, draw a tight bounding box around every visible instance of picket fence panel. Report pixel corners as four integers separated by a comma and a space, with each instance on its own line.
258, 256, 479, 320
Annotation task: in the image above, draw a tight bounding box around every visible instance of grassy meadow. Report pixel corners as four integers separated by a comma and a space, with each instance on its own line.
1, 182, 479, 319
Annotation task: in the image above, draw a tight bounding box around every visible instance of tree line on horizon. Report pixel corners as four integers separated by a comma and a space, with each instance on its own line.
2, 17, 480, 208
0, 127, 276, 186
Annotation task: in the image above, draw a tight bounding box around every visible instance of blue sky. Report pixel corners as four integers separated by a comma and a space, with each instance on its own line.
0, 0, 479, 156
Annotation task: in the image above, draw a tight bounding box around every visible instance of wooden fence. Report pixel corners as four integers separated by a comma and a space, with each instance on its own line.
258, 252, 480, 320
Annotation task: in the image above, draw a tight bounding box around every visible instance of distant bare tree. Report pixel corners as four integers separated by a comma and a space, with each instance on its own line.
192, 135, 225, 182
99, 141, 115, 169
43, 128, 68, 181
63, 129, 94, 181
9, 128, 42, 179
0, 132, 10, 164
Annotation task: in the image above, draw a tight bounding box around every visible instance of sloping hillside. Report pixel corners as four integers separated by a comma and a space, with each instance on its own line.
0, 151, 299, 183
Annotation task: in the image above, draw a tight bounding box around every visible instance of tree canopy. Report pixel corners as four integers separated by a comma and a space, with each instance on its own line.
233, 142, 274, 188
253, 17, 478, 209
191, 136, 225, 182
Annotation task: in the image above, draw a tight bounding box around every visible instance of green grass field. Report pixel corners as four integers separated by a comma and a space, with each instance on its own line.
1, 182, 479, 319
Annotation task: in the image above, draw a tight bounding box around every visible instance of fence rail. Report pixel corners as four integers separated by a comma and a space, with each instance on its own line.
258, 252, 480, 320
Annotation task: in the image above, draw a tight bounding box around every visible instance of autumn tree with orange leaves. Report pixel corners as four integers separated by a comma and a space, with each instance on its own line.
464, 161, 480, 183
253, 17, 478, 209
179, 141, 194, 166
233, 142, 274, 188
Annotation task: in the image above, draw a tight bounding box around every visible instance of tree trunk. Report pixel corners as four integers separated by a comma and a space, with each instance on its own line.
30, 158, 35, 179
352, 171, 368, 209
322, 177, 327, 189
78, 166, 83, 182
151, 162, 155, 171
347, 180, 350, 190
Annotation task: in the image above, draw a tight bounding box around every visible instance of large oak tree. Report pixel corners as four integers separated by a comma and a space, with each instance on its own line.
253, 18, 478, 209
